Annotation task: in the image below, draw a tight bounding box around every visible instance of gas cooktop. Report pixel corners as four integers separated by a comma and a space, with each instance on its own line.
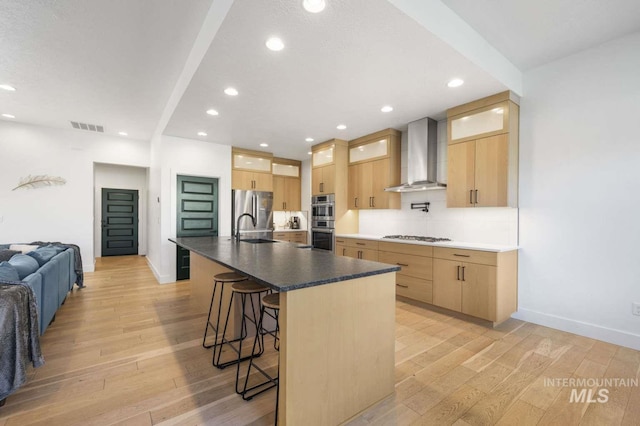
382, 235, 452, 243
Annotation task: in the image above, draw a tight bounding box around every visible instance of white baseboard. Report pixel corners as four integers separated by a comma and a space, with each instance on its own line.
512, 308, 640, 351
145, 257, 173, 284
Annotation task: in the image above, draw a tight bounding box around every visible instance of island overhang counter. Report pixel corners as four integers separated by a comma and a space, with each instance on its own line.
170, 236, 399, 425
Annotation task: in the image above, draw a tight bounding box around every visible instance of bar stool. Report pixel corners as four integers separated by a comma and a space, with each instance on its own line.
214, 280, 271, 369
202, 272, 248, 349
238, 292, 280, 423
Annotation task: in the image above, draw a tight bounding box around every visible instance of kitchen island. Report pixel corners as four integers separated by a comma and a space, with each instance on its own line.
170, 236, 399, 425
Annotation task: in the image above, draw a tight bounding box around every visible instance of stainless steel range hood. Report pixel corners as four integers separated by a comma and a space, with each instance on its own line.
385, 117, 446, 192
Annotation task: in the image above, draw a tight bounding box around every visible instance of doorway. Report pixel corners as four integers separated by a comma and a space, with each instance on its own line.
176, 175, 219, 280
101, 188, 139, 256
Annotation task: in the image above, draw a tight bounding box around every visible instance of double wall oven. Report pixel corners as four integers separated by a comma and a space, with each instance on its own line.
311, 194, 335, 252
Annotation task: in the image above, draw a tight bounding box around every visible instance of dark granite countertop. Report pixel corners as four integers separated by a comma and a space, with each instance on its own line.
170, 236, 399, 292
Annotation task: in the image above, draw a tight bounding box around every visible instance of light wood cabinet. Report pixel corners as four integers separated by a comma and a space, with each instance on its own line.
273, 231, 307, 244
347, 129, 401, 210
272, 158, 301, 211
379, 241, 433, 304
334, 237, 379, 261
312, 164, 335, 195
447, 91, 519, 208
335, 238, 517, 325
232, 148, 273, 191
433, 247, 517, 325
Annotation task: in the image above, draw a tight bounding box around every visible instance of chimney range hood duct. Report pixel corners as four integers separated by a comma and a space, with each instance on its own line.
385, 117, 446, 192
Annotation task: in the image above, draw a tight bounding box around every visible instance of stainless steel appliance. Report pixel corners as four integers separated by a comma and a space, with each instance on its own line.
232, 190, 273, 240
311, 194, 335, 220
311, 194, 335, 251
290, 216, 300, 229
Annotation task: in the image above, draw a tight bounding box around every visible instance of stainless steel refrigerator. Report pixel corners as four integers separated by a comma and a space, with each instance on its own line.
232, 190, 274, 239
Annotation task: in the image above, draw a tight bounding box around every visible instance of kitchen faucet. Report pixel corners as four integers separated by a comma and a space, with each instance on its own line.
235, 213, 257, 242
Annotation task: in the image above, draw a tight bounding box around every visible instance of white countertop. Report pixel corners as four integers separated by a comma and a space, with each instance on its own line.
335, 234, 518, 252
274, 228, 308, 232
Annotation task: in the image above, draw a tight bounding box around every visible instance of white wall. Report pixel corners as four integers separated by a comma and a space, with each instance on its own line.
0, 121, 150, 271
358, 120, 518, 245
146, 135, 231, 283
94, 163, 149, 257
516, 32, 640, 350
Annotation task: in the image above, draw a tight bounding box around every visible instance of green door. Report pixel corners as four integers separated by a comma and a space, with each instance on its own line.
176, 175, 218, 280
101, 188, 139, 256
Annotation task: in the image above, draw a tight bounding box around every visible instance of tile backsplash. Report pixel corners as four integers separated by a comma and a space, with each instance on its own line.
358, 191, 518, 245
273, 210, 309, 230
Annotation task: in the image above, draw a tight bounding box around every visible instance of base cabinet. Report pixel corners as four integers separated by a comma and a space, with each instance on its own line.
432, 258, 462, 312
274, 231, 307, 244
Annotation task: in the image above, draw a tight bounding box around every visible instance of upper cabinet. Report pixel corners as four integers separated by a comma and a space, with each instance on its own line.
312, 139, 347, 195
272, 157, 301, 211
232, 148, 273, 191
446, 91, 519, 208
347, 129, 401, 210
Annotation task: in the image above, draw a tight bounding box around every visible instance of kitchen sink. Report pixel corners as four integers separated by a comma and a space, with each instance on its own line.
240, 239, 278, 244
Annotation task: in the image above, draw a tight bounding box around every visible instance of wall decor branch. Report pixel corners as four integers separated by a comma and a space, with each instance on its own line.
12, 175, 67, 191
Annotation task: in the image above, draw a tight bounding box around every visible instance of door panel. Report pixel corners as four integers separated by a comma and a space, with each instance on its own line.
447, 141, 476, 207
176, 175, 218, 280
101, 188, 139, 256
432, 258, 462, 311
475, 134, 508, 207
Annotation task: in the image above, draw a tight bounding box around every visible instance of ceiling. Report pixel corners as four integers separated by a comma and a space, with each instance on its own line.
1, 0, 639, 160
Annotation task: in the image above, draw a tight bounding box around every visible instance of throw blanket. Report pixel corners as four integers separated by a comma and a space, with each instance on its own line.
29, 241, 85, 288
0, 281, 44, 401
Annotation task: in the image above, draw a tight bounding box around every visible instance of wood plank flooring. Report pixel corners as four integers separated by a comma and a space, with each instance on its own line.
1, 255, 638, 425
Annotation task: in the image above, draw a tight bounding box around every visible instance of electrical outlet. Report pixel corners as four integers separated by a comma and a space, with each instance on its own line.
633, 303, 640, 316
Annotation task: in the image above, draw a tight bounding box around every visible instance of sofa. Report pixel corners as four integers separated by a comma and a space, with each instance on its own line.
0, 244, 78, 335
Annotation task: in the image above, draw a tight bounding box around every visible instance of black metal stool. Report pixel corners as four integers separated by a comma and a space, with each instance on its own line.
214, 280, 270, 369
238, 292, 280, 424
202, 272, 248, 349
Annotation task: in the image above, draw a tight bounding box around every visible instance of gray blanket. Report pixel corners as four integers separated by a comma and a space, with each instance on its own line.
29, 241, 85, 288
0, 281, 44, 401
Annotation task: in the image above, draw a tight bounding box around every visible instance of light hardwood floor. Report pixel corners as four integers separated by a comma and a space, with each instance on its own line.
1, 256, 638, 425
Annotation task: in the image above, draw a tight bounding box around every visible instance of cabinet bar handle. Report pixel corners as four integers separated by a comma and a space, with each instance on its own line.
461, 266, 466, 282
457, 265, 461, 281
470, 190, 473, 204
453, 254, 470, 257
475, 190, 478, 204
396, 284, 409, 288
358, 251, 363, 259
396, 263, 409, 267
342, 248, 346, 256
355, 197, 358, 208
371, 197, 375, 207
356, 242, 365, 246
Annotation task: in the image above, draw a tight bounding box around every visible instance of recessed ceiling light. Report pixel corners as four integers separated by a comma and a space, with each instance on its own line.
303, 0, 326, 13
305, 137, 314, 142
266, 37, 285, 51
206, 109, 219, 116
336, 124, 347, 130
447, 78, 464, 88
224, 87, 238, 96
198, 132, 207, 136
381, 105, 393, 113
118, 131, 128, 136
2, 113, 15, 118
260, 143, 269, 147
0, 84, 16, 92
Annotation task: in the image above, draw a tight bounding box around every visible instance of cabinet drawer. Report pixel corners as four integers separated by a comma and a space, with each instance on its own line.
273, 232, 289, 240
395, 275, 432, 304
335, 238, 379, 250
378, 251, 432, 279
433, 247, 497, 266
378, 241, 433, 257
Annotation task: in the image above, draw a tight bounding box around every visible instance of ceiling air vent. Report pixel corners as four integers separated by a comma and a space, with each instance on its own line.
70, 121, 104, 133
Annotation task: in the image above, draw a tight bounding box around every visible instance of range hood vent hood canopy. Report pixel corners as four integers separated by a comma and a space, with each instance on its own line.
385, 117, 446, 192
